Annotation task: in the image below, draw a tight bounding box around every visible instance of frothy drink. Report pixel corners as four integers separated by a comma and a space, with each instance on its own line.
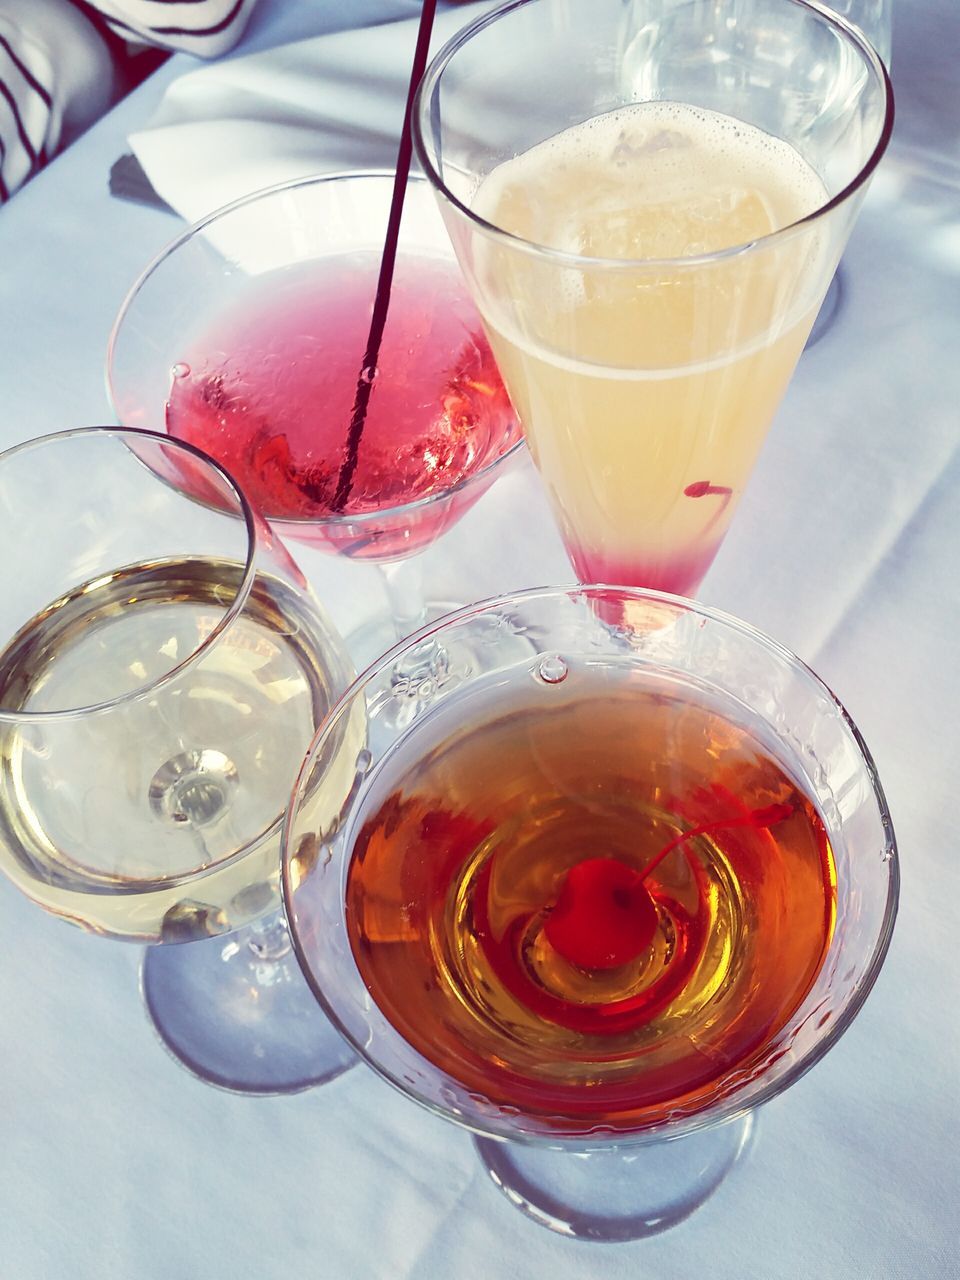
471, 103, 829, 593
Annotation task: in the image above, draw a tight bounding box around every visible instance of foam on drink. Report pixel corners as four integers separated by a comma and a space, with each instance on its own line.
476, 101, 826, 266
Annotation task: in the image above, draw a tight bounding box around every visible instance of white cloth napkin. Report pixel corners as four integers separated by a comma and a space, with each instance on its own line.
129, 1, 498, 223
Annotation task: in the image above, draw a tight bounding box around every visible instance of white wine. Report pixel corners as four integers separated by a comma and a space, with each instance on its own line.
0, 558, 353, 941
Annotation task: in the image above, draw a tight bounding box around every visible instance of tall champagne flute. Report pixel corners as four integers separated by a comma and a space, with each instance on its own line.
414, 0, 893, 598
829, 0, 891, 62
0, 428, 359, 1093
283, 585, 898, 1241
106, 171, 524, 665
807, 0, 892, 344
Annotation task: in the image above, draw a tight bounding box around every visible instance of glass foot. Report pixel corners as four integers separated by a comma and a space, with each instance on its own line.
474, 1114, 755, 1241
140, 920, 356, 1095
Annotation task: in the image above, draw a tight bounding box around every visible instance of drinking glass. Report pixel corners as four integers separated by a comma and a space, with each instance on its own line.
807, 0, 892, 343
829, 0, 892, 62
0, 428, 359, 1093
414, 0, 893, 597
106, 170, 524, 663
283, 585, 898, 1241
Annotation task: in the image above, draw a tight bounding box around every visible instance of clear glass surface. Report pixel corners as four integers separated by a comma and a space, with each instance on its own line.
414, 0, 893, 598
827, 0, 892, 63
474, 1113, 754, 1239
0, 427, 357, 1092
283, 585, 898, 1239
106, 171, 525, 648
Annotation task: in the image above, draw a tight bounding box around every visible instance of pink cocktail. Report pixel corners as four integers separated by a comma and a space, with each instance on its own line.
107, 172, 523, 573
165, 251, 518, 560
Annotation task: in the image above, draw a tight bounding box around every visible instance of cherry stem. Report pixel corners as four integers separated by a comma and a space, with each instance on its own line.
540, 803, 793, 972
331, 0, 439, 513
635, 802, 794, 884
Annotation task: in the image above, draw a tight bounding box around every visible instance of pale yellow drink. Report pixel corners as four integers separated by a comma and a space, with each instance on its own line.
469, 102, 830, 592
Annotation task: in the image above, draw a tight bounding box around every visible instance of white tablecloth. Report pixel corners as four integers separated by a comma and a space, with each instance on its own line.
0, 2, 957, 1277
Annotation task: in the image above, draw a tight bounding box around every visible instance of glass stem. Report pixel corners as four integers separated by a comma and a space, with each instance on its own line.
377, 553, 429, 644
246, 915, 292, 964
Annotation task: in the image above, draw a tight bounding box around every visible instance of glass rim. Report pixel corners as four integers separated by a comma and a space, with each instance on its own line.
281, 582, 899, 1148
0, 425, 259, 724
104, 168, 525, 537
412, 0, 895, 273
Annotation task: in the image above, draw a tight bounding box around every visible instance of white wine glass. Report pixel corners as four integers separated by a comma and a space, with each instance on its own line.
0, 427, 359, 1093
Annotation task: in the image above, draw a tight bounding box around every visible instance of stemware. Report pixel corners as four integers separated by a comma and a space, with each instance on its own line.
0, 427, 359, 1093
414, 0, 893, 598
283, 585, 898, 1241
106, 170, 524, 665
828, 0, 892, 62
807, 0, 893, 344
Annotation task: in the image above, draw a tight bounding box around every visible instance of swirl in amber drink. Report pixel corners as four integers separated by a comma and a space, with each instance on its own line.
343, 662, 834, 1128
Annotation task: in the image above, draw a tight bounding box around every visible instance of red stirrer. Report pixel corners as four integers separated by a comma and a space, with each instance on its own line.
332, 0, 440, 512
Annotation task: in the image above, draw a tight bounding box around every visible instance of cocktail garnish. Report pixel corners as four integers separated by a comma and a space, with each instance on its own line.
683, 480, 731, 499
683, 479, 733, 537
544, 802, 794, 970
543, 857, 658, 969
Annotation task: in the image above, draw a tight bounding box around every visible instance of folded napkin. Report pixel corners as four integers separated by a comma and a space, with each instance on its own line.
130, 1, 499, 224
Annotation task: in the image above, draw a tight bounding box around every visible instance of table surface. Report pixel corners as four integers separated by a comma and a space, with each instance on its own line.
0, 3, 957, 1277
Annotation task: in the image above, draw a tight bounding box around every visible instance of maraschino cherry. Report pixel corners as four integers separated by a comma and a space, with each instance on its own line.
544, 802, 794, 970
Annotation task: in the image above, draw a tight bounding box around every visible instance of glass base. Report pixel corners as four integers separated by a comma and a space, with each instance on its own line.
474, 1113, 755, 1241
140, 922, 356, 1095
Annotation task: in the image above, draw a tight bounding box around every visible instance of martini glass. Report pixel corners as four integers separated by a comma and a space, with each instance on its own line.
414, 0, 893, 597
0, 427, 360, 1094
106, 169, 524, 665
283, 585, 898, 1241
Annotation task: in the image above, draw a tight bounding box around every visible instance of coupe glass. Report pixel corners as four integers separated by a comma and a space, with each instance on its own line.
0, 428, 359, 1093
414, 0, 893, 597
283, 585, 898, 1241
106, 170, 524, 664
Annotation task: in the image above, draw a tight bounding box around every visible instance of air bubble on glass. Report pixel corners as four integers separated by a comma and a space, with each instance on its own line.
536, 655, 568, 684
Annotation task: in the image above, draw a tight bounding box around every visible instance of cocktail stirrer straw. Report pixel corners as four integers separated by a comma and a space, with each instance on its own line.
332, 0, 440, 512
